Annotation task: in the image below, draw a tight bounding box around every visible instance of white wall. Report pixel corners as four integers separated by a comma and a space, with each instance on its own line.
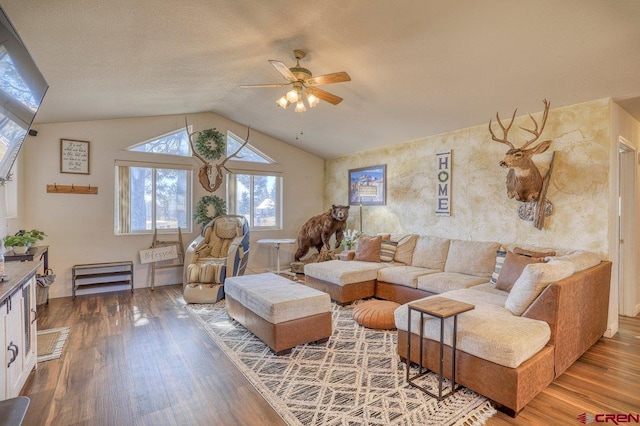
20, 112, 324, 298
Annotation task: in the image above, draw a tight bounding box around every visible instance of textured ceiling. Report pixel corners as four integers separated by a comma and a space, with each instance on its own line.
3, 0, 640, 159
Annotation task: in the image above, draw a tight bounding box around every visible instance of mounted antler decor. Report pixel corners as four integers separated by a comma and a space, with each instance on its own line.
186, 118, 251, 192
488, 99, 556, 229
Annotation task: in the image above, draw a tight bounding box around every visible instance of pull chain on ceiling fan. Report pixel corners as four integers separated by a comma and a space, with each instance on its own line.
240, 49, 351, 112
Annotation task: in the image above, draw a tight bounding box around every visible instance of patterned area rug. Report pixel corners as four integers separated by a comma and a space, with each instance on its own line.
186, 301, 496, 426
37, 326, 70, 362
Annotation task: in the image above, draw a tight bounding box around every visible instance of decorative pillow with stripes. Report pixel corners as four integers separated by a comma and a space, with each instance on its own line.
490, 249, 507, 285
380, 240, 399, 262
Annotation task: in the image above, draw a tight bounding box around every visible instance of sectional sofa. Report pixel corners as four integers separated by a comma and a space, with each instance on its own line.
303, 234, 612, 414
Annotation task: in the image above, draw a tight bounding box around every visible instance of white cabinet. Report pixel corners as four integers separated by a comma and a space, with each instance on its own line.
1, 274, 37, 400
0, 307, 5, 401
5, 286, 24, 397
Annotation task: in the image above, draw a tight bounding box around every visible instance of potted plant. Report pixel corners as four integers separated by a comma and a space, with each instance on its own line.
4, 234, 38, 254
341, 229, 361, 250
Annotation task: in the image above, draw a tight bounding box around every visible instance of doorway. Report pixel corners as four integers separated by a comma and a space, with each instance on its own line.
618, 137, 637, 317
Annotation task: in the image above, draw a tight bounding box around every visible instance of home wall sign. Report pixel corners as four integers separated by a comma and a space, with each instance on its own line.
60, 139, 90, 174
435, 150, 451, 216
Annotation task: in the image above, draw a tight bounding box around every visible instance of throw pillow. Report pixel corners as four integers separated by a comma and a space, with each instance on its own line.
354, 235, 382, 262
380, 240, 398, 262
392, 234, 418, 265
505, 260, 575, 315
495, 251, 545, 292
513, 247, 556, 258
490, 249, 507, 285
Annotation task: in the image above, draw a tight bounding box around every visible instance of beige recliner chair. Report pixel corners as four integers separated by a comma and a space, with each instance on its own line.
183, 215, 250, 303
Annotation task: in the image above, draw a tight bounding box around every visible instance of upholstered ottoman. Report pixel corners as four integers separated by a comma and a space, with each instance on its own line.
225, 273, 332, 355
353, 299, 400, 330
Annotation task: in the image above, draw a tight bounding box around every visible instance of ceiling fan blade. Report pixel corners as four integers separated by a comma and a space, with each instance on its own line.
306, 86, 343, 105
305, 71, 351, 86
269, 60, 298, 83
239, 83, 291, 88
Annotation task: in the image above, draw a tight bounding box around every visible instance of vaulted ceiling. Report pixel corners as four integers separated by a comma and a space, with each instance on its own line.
3, 1, 640, 159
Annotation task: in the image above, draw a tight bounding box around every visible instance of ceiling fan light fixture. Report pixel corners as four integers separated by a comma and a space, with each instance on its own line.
306, 91, 319, 108
285, 89, 299, 103
295, 100, 306, 113
276, 96, 290, 109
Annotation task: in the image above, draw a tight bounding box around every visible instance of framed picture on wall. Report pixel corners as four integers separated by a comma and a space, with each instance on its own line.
348, 165, 386, 206
60, 139, 90, 174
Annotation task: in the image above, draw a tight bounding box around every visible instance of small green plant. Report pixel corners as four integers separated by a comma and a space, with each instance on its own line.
28, 229, 47, 241
4, 234, 37, 247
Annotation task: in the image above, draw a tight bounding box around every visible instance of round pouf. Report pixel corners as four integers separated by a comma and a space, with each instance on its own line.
352, 300, 401, 330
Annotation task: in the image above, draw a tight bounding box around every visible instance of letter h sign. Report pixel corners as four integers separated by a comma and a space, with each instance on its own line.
436, 151, 451, 216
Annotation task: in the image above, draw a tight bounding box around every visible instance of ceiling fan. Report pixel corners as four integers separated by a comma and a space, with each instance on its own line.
240, 49, 351, 112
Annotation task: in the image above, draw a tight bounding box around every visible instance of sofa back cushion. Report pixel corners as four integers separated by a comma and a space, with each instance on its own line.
444, 239, 501, 278
410, 236, 450, 270
390, 234, 418, 265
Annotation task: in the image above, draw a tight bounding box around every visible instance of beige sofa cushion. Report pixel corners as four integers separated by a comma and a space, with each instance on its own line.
395, 288, 551, 368
444, 240, 501, 278
410, 236, 450, 270
547, 250, 601, 272
505, 260, 575, 315
390, 234, 418, 265
377, 265, 440, 289
304, 260, 388, 286
416, 272, 488, 293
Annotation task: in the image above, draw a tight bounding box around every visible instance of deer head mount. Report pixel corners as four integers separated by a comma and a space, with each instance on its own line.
186, 119, 251, 193
489, 99, 552, 202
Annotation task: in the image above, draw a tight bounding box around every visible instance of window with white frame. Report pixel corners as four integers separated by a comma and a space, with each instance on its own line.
115, 161, 192, 234
227, 172, 282, 229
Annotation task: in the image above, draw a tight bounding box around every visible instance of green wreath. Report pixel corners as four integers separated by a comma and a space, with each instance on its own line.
194, 195, 227, 227
195, 128, 226, 161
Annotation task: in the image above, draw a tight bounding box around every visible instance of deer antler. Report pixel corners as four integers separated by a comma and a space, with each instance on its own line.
185, 118, 216, 192
520, 99, 550, 149
210, 126, 251, 192
488, 109, 517, 149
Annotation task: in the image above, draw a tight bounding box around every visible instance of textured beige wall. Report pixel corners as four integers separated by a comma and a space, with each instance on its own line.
325, 99, 611, 255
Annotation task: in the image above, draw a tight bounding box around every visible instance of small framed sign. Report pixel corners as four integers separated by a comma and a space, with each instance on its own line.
60, 139, 90, 174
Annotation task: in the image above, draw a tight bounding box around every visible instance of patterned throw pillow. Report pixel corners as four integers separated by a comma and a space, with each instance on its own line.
490, 249, 507, 285
380, 240, 398, 262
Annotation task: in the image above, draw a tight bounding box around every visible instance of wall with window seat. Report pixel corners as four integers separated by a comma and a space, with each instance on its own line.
18, 111, 324, 298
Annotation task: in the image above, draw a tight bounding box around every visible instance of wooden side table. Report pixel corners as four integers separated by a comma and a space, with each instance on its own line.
406, 296, 475, 400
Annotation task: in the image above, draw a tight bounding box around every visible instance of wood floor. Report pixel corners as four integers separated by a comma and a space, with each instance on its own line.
22, 285, 639, 426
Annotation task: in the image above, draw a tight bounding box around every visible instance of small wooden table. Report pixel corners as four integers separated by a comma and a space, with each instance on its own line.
406, 296, 475, 400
